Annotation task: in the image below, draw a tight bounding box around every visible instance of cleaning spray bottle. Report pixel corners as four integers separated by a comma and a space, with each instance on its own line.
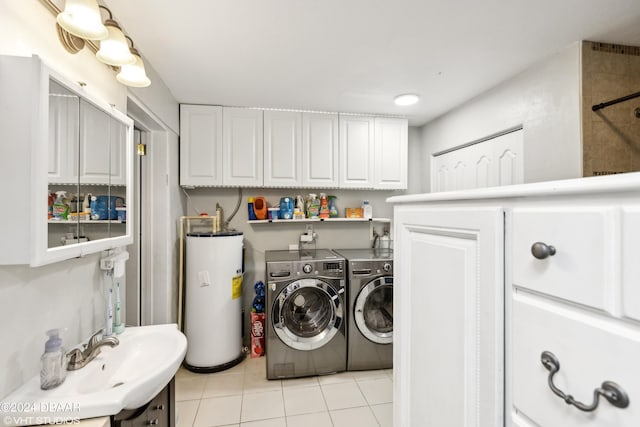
52, 191, 69, 220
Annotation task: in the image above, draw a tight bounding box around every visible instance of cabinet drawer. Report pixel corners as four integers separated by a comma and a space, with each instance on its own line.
512, 296, 640, 427
511, 208, 614, 311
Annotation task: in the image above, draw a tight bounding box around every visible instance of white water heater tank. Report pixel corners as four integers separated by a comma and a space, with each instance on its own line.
184, 231, 244, 372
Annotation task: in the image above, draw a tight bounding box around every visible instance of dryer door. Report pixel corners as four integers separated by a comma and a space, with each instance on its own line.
354, 276, 393, 344
272, 278, 343, 351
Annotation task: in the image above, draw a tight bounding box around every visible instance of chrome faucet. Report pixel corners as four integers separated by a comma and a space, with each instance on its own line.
66, 329, 119, 370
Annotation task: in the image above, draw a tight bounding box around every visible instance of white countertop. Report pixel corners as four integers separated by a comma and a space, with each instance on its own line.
387, 172, 640, 204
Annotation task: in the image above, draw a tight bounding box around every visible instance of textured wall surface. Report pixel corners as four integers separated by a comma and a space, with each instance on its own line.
582, 41, 640, 176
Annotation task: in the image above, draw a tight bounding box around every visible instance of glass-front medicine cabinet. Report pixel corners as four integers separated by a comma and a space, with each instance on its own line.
0, 55, 133, 266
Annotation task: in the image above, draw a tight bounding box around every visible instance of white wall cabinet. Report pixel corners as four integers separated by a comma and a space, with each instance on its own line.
390, 175, 640, 427
264, 110, 302, 187
374, 117, 408, 189
393, 206, 504, 427
0, 55, 133, 266
339, 115, 375, 188
180, 107, 407, 189
48, 82, 79, 185
223, 107, 263, 187
79, 99, 111, 185
302, 113, 339, 188
180, 104, 223, 187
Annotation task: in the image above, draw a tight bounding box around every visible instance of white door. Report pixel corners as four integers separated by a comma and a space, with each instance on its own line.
223, 107, 263, 187
432, 129, 523, 192
394, 207, 504, 427
339, 115, 374, 188
302, 113, 339, 188
180, 104, 223, 187
374, 117, 408, 189
263, 110, 302, 187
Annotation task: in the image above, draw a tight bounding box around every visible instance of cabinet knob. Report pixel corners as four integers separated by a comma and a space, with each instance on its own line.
531, 242, 556, 259
155, 404, 165, 411
147, 420, 159, 426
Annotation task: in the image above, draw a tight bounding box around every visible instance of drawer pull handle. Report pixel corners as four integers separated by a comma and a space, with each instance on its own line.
531, 242, 556, 259
540, 351, 629, 412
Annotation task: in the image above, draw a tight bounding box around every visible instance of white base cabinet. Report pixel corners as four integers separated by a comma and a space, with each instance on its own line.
390, 174, 640, 427
393, 207, 504, 427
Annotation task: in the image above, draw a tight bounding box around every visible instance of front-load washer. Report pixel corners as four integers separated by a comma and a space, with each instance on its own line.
333, 248, 393, 371
265, 249, 346, 379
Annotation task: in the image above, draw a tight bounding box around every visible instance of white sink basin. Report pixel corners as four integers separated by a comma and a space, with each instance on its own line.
1, 324, 187, 426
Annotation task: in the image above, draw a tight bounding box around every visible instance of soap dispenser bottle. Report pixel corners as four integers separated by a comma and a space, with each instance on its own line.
40, 329, 67, 390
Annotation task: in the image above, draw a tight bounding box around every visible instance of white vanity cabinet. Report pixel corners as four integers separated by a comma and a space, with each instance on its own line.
389, 175, 640, 427
392, 205, 504, 427
0, 55, 133, 266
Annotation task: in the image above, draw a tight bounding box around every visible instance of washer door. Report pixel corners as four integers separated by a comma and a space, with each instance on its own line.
354, 276, 393, 344
272, 278, 343, 351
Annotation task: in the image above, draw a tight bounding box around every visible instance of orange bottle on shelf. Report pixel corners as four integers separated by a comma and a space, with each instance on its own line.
319, 193, 330, 219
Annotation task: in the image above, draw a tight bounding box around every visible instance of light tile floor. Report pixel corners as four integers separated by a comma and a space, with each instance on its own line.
175, 357, 393, 427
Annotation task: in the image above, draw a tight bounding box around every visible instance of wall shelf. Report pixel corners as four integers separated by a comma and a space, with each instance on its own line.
248, 217, 390, 224
48, 219, 126, 224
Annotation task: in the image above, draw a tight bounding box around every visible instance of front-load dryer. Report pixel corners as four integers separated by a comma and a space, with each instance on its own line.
333, 248, 393, 371
265, 249, 346, 379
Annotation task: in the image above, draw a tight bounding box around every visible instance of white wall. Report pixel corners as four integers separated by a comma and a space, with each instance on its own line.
0, 0, 179, 398
420, 42, 583, 191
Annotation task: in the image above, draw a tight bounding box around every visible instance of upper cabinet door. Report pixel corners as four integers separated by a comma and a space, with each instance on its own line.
180, 104, 223, 187
79, 99, 110, 185
223, 107, 263, 187
109, 117, 126, 186
302, 113, 339, 188
374, 118, 408, 189
264, 110, 302, 187
339, 115, 374, 188
48, 81, 79, 185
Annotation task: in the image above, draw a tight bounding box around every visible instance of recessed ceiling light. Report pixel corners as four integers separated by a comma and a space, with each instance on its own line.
394, 94, 419, 106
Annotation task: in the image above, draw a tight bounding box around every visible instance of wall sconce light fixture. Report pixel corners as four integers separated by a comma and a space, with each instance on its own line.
116, 38, 151, 87
49, 0, 150, 88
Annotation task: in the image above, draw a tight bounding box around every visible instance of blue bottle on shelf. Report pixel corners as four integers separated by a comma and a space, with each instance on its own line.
248, 197, 257, 220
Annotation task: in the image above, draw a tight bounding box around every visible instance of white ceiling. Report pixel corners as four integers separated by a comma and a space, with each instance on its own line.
104, 0, 640, 126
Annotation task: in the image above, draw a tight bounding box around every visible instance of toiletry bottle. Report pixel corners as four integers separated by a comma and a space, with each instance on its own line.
104, 286, 113, 337
248, 197, 257, 220
362, 200, 373, 219
113, 282, 124, 334
83, 193, 92, 213
40, 329, 67, 390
